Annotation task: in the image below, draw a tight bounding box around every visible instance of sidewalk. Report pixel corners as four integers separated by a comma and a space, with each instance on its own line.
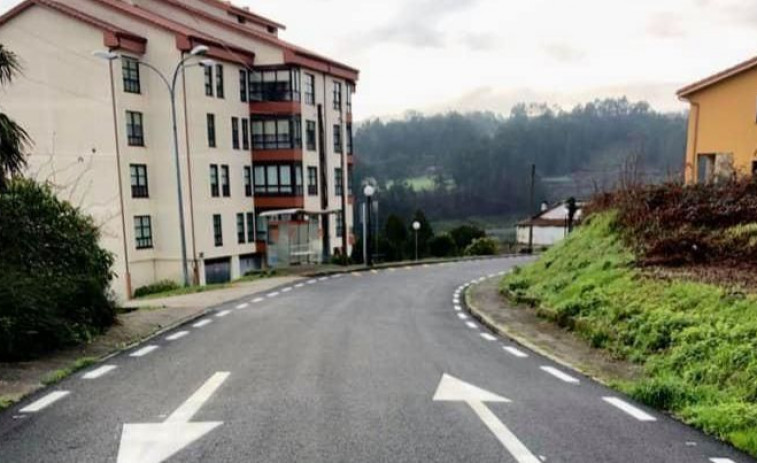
0, 275, 303, 407
466, 276, 642, 384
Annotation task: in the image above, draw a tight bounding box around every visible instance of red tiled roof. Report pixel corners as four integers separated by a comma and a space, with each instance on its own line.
195, 0, 286, 30
677, 55, 757, 98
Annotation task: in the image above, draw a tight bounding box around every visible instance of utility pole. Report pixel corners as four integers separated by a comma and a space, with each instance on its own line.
528, 163, 535, 254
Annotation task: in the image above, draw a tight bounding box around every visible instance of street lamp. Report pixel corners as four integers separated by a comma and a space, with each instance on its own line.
412, 220, 421, 261
363, 184, 376, 267
95, 46, 215, 287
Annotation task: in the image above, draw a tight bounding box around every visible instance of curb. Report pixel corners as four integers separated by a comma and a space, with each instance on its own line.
463, 276, 611, 387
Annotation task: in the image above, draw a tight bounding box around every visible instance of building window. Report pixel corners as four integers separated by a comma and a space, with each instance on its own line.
246, 212, 255, 243
221, 165, 230, 197
237, 213, 245, 244
348, 165, 354, 196
244, 166, 252, 197
251, 117, 302, 150
306, 120, 316, 151
207, 113, 216, 148
242, 119, 250, 150
126, 111, 144, 146
213, 214, 223, 247
253, 164, 301, 195
307, 166, 318, 196
210, 164, 219, 197
335, 214, 344, 238
256, 214, 268, 241
333, 81, 342, 110
232, 117, 240, 150
335, 167, 343, 196
333, 124, 342, 153
346, 83, 353, 114
204, 65, 213, 96
122, 57, 140, 94
134, 215, 153, 250
239, 69, 248, 102
215, 64, 224, 99
304, 73, 315, 105
249, 67, 301, 102
346, 123, 353, 154
130, 164, 149, 198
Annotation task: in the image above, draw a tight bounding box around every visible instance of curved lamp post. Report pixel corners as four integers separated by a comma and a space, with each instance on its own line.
363, 184, 376, 267
95, 46, 215, 287
412, 220, 421, 261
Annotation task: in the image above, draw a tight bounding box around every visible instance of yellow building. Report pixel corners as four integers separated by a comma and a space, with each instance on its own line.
678, 56, 757, 183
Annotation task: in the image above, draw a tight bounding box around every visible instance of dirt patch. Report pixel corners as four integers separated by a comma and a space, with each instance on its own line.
468, 278, 643, 384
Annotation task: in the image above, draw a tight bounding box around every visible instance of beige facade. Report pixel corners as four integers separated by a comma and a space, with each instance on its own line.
0, 0, 359, 301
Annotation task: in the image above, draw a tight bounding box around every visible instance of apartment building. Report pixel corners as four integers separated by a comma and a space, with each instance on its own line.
0, 0, 358, 300
678, 54, 757, 183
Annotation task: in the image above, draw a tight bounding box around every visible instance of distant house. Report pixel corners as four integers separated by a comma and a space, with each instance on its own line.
678, 54, 757, 183
516, 201, 584, 247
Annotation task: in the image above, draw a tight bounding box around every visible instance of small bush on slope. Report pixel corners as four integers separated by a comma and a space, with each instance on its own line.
502, 212, 757, 457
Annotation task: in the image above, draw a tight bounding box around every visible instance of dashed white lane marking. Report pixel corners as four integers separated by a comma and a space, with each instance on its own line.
216, 310, 232, 318
458, 313, 468, 320
603, 397, 657, 422
81, 365, 117, 380
454, 305, 462, 311
130, 345, 158, 357
20, 391, 70, 413
480, 333, 497, 341
370, 269, 379, 274
504, 346, 529, 358
388, 268, 397, 272
294, 283, 305, 288
332, 274, 343, 279
267, 292, 280, 298
318, 277, 329, 281
351, 272, 362, 277
236, 303, 248, 309
281, 287, 292, 293
466, 321, 478, 329
252, 297, 264, 303
453, 298, 460, 304
710, 459, 736, 463
487, 273, 496, 278
307, 279, 318, 284
166, 331, 189, 341
193, 319, 212, 328
540, 366, 580, 384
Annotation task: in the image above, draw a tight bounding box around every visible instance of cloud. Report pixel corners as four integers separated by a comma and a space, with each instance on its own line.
543, 43, 586, 63
646, 12, 687, 38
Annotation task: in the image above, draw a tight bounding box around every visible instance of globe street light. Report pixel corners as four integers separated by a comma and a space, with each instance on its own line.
412, 220, 421, 261
95, 47, 215, 288
363, 184, 376, 267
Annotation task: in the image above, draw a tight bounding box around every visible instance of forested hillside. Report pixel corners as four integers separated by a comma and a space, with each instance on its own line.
354, 98, 687, 225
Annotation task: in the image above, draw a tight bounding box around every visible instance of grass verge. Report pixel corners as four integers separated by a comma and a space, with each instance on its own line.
502, 212, 757, 457
41, 357, 98, 386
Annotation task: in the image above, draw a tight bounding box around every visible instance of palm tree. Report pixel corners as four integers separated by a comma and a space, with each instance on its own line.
0, 44, 30, 192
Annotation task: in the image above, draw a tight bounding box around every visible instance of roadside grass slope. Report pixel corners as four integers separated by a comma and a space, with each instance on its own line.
503, 212, 757, 456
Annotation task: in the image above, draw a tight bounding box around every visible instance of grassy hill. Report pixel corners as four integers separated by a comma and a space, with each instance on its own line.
502, 185, 757, 456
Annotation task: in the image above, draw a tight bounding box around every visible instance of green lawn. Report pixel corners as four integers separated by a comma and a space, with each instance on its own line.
502, 212, 757, 457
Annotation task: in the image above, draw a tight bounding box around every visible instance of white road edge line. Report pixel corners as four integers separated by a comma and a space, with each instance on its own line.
307, 279, 317, 284
540, 366, 580, 384
81, 365, 117, 380
294, 283, 305, 288
19, 391, 70, 413
267, 292, 280, 298
318, 277, 328, 281
251, 297, 264, 303
710, 459, 736, 463
236, 303, 248, 310
130, 345, 158, 357
603, 397, 657, 422
503, 346, 529, 358
458, 313, 468, 320
282, 287, 292, 293
466, 321, 478, 329
216, 310, 231, 318
166, 331, 189, 341
480, 333, 497, 341
193, 319, 212, 328
454, 305, 462, 311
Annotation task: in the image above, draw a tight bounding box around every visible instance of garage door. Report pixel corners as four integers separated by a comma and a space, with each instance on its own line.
205, 257, 231, 285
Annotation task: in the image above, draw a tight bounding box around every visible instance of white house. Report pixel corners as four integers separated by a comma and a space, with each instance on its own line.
516, 201, 584, 247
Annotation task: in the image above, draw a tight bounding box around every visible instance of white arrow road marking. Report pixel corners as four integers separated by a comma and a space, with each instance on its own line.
602, 397, 657, 422
82, 365, 117, 380
540, 366, 580, 384
434, 374, 540, 463
130, 346, 158, 358
20, 391, 70, 413
117, 372, 229, 463
503, 346, 529, 358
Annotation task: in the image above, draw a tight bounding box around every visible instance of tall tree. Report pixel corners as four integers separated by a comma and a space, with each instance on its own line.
0, 44, 30, 192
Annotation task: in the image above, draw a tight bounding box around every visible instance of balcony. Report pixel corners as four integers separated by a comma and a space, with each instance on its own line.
249, 67, 301, 116
254, 195, 304, 209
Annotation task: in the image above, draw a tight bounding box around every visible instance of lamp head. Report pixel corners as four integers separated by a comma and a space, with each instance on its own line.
190, 45, 209, 56
412, 221, 421, 231
93, 50, 119, 61
198, 59, 217, 68
363, 184, 375, 197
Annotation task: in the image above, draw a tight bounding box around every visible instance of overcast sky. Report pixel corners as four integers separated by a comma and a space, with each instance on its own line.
2, 0, 757, 120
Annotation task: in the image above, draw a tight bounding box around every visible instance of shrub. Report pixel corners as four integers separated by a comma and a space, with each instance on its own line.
0, 179, 115, 360
449, 224, 486, 250
464, 237, 498, 256
428, 234, 458, 257
134, 280, 180, 298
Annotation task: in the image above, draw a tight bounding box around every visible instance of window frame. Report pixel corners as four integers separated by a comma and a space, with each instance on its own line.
213, 214, 223, 247
231, 117, 240, 150
122, 57, 141, 94
207, 113, 216, 148
306, 120, 316, 151
304, 73, 315, 105
246, 212, 255, 243
210, 164, 219, 197
244, 166, 252, 197
333, 124, 343, 154
242, 119, 250, 151
251, 116, 302, 150
221, 164, 230, 197
215, 64, 225, 99
130, 164, 149, 198
134, 215, 153, 250
239, 69, 248, 102
237, 213, 246, 244
253, 163, 302, 196
346, 123, 353, 155
333, 81, 342, 111
126, 110, 144, 147
307, 166, 318, 196
204, 65, 213, 97
334, 167, 344, 196
249, 67, 301, 102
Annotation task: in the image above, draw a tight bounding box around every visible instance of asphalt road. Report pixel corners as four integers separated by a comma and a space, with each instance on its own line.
0, 257, 752, 462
